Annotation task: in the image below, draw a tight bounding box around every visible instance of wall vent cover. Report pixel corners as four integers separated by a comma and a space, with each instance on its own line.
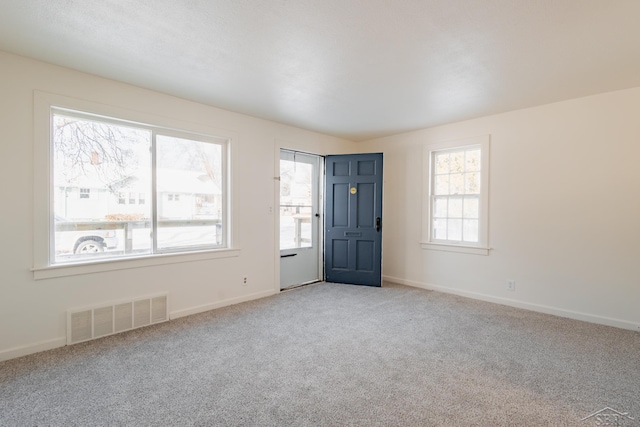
67, 294, 169, 345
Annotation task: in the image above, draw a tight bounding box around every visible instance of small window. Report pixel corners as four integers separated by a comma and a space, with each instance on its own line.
128, 192, 136, 204
79, 188, 90, 199
422, 135, 490, 255
139, 193, 146, 204
118, 193, 126, 204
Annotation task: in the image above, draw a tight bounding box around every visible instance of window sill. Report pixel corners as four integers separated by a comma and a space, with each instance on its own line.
420, 242, 490, 256
32, 248, 241, 280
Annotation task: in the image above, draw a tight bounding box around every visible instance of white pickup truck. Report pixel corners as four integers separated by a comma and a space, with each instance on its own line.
54, 216, 119, 254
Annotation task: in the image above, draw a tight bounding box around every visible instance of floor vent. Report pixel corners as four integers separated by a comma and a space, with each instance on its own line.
67, 294, 169, 345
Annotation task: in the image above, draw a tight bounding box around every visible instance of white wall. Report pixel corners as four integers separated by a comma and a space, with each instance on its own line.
360, 87, 640, 330
0, 51, 357, 361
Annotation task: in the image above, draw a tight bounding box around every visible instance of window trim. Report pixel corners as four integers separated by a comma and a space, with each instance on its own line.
33, 91, 238, 278
32, 248, 241, 280
421, 135, 491, 255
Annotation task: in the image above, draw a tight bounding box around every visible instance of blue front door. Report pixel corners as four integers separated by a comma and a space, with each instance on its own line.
325, 153, 383, 287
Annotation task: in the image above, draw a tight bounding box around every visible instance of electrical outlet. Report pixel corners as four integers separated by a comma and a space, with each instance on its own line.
242, 277, 248, 286
506, 280, 516, 291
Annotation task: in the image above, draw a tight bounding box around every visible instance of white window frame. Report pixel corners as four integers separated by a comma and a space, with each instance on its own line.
421, 135, 491, 255
33, 91, 239, 279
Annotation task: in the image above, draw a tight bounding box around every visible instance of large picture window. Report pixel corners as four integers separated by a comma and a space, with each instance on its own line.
422, 135, 490, 255
50, 108, 228, 265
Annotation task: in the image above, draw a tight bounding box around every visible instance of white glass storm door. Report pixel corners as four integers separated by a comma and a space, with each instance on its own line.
280, 150, 322, 289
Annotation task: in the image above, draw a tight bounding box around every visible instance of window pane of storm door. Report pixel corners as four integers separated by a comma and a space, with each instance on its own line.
280, 159, 313, 250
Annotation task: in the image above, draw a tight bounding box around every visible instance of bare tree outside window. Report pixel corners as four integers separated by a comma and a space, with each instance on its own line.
53, 114, 151, 203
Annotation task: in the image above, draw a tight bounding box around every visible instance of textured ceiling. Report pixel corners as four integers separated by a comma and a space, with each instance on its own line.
1, 0, 640, 141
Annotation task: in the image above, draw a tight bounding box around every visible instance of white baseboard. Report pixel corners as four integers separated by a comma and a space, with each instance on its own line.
1, 289, 278, 363
383, 275, 640, 332
0, 337, 67, 363
170, 289, 279, 320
